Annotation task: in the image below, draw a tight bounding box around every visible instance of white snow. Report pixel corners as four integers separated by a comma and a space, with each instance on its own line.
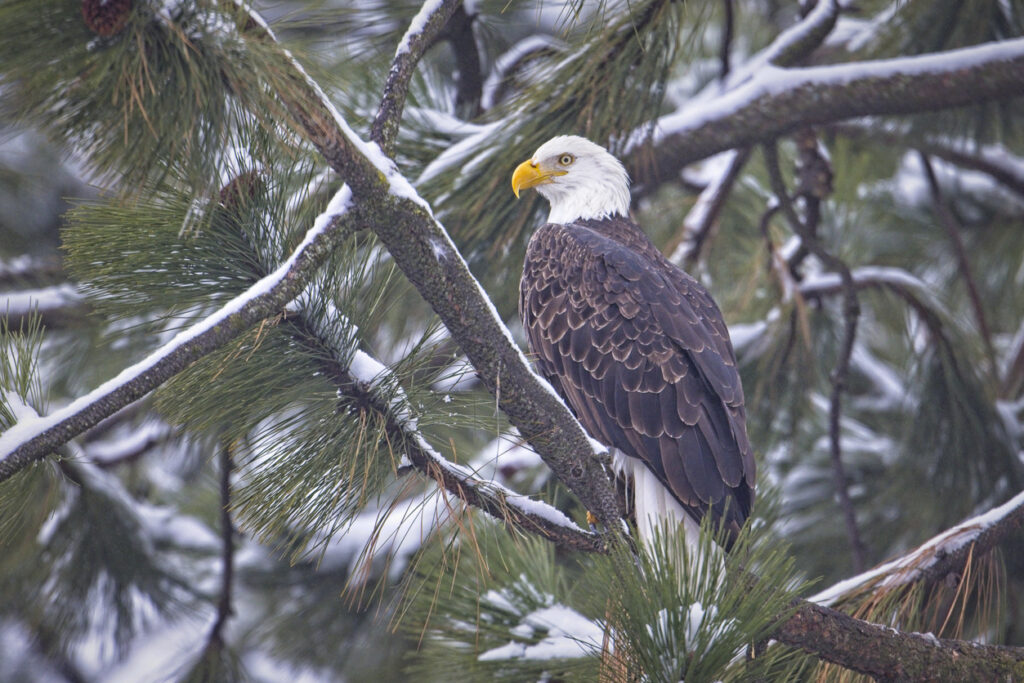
395, 0, 447, 57
320, 492, 448, 583
0, 185, 353, 463
1, 284, 82, 316
477, 604, 603, 662
648, 38, 1024, 146
799, 265, 929, 298
481, 34, 564, 110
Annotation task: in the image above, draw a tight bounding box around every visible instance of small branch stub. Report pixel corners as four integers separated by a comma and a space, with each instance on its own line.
82, 0, 133, 37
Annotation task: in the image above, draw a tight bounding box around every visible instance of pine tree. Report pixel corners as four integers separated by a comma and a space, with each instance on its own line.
1, 0, 1024, 680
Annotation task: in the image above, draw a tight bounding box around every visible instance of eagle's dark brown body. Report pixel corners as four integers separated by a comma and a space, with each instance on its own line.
519, 216, 755, 542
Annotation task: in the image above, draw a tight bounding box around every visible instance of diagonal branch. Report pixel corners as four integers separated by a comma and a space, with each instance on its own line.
370, 0, 463, 155
669, 147, 751, 268
830, 121, 1024, 201
276, 310, 605, 553
631, 0, 840, 199
811, 489, 1024, 607
632, 39, 1024, 187
775, 597, 1024, 681
0, 189, 359, 483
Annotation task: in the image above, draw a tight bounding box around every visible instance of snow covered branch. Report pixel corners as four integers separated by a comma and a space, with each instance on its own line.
279, 309, 605, 553
371, 0, 463, 155
234, 3, 625, 535
656, 0, 841, 262
811, 489, 1024, 607
0, 191, 358, 483
764, 491, 1024, 679
750, 490, 1024, 679
633, 38, 1024, 187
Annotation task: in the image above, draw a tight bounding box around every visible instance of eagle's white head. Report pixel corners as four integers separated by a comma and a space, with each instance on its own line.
511, 135, 631, 224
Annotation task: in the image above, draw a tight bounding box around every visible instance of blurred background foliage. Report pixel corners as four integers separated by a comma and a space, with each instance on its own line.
1, 0, 1023, 680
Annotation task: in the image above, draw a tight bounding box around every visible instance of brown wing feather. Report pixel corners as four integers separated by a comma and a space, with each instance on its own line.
520, 217, 755, 541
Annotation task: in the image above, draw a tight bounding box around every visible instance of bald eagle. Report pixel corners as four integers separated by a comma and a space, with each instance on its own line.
512, 135, 755, 549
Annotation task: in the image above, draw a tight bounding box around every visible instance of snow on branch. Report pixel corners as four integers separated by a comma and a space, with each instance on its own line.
0, 187, 357, 483
798, 265, 931, 301
371, 0, 462, 155
811, 489, 1024, 606
722, 0, 841, 91
632, 38, 1024, 186
312, 336, 604, 553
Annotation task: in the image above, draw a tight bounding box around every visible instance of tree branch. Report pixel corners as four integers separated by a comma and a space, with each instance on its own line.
207, 440, 235, 648
718, 0, 734, 82
764, 490, 1024, 680
632, 39, 1024, 187
0, 192, 359, 482
628, 0, 840, 196
812, 489, 1024, 606
439, 4, 482, 120
370, 0, 463, 156
775, 598, 1024, 681
669, 147, 751, 268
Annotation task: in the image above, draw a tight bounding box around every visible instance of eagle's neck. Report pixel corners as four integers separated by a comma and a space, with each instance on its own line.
539, 176, 631, 224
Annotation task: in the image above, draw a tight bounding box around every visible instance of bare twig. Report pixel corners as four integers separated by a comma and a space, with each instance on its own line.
208, 441, 236, 647
918, 152, 999, 381
763, 139, 868, 572
830, 122, 1024, 201
718, 0, 734, 82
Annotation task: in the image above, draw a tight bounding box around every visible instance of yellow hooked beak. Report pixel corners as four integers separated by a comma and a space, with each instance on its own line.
511, 159, 566, 198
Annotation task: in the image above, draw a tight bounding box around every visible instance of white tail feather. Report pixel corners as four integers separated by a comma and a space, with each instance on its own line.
611, 450, 702, 555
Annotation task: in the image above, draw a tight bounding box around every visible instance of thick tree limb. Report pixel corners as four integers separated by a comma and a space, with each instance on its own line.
775, 598, 1024, 681
629, 0, 840, 196
632, 39, 1024, 187
812, 489, 1024, 606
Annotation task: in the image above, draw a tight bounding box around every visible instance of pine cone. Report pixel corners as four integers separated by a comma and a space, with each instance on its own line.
81, 0, 133, 38
219, 171, 266, 213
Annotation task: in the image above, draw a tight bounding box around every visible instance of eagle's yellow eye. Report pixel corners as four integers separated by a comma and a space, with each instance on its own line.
559, 154, 575, 166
